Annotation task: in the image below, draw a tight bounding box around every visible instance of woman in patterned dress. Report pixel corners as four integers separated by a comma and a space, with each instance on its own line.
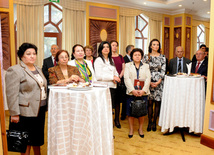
144, 39, 166, 132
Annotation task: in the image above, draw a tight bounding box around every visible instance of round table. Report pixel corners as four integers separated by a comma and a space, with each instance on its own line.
48, 87, 113, 155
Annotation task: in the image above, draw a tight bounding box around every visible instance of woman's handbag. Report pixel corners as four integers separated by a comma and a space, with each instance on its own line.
6, 122, 29, 153
130, 96, 148, 118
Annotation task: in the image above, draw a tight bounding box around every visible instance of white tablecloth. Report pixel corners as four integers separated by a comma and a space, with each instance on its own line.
158, 75, 205, 133
48, 87, 113, 155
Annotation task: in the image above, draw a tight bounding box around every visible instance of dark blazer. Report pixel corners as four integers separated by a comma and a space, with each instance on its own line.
123, 55, 131, 63
48, 65, 81, 85
42, 56, 54, 85
134, 85, 142, 90
5, 61, 47, 117
191, 59, 208, 76
169, 57, 191, 74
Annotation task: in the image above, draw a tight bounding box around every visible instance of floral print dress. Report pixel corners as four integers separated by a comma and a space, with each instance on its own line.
144, 54, 166, 101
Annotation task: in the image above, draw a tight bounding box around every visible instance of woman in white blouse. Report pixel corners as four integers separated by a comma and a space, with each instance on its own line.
94, 41, 121, 126
68, 44, 96, 83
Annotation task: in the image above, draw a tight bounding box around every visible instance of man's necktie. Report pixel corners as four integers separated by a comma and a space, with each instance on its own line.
178, 59, 181, 73
195, 61, 201, 73
54, 58, 56, 66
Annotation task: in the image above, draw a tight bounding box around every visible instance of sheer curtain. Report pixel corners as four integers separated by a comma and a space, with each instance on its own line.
62, 9, 85, 55
16, 4, 44, 67
119, 16, 135, 56
148, 19, 162, 42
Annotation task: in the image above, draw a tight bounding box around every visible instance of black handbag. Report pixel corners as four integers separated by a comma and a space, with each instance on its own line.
130, 97, 148, 118
6, 130, 29, 153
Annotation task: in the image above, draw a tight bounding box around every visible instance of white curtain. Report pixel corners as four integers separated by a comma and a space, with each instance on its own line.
119, 16, 135, 56
148, 19, 162, 43
16, 4, 44, 67
62, 9, 85, 56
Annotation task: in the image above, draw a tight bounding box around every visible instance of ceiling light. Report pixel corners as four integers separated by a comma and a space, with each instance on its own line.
207, 11, 210, 14
144, 2, 147, 5
203, 0, 207, 1
178, 5, 182, 7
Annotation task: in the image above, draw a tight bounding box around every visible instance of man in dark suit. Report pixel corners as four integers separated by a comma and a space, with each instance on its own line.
42, 44, 59, 85
191, 49, 208, 77
120, 45, 134, 120
192, 44, 207, 62
169, 46, 191, 74
123, 45, 134, 63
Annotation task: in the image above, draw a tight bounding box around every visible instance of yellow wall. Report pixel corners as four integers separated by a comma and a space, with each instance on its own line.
203, 0, 214, 138
86, 2, 119, 45
0, 0, 15, 66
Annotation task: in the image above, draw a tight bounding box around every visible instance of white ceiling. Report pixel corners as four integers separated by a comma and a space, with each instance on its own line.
81, 0, 210, 21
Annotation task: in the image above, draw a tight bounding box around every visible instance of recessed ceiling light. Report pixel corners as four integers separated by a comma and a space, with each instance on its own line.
207, 11, 210, 14
178, 5, 182, 7
144, 2, 147, 5
203, 0, 207, 2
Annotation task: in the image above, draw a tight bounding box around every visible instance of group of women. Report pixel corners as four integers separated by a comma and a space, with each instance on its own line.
5, 38, 165, 154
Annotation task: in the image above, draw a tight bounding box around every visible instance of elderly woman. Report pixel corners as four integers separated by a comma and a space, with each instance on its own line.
48, 50, 84, 85
5, 43, 47, 155
84, 45, 96, 64
94, 41, 121, 127
124, 48, 151, 138
144, 39, 166, 132
68, 44, 96, 83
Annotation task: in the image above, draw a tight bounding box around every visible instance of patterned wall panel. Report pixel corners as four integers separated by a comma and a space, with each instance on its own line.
0, 0, 9, 8
89, 19, 116, 56
164, 27, 170, 59
174, 17, 182, 26
164, 17, 170, 26
185, 27, 191, 59
174, 27, 181, 57
89, 6, 117, 19
0, 12, 11, 70
186, 16, 191, 26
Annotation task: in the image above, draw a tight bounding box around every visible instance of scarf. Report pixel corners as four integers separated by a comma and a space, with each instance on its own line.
75, 59, 92, 83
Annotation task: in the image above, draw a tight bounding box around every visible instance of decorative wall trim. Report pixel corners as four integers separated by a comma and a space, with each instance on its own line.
174, 17, 182, 26
186, 16, 191, 26
185, 27, 191, 59
89, 6, 117, 19
200, 134, 214, 149
0, 0, 9, 8
164, 17, 170, 26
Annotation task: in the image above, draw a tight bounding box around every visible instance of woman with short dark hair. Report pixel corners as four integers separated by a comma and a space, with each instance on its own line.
6, 42, 46, 155
124, 48, 151, 138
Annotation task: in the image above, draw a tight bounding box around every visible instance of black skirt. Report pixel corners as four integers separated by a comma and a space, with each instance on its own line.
9, 106, 46, 146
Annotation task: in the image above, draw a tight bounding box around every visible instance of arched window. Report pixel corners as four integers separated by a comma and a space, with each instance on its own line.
44, 2, 62, 58
135, 14, 149, 53
197, 24, 205, 49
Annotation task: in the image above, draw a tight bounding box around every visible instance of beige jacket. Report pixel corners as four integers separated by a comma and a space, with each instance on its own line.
5, 61, 47, 117
124, 62, 151, 95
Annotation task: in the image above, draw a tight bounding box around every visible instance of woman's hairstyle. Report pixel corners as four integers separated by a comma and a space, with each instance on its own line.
55, 50, 69, 62
71, 44, 84, 60
17, 43, 37, 60
84, 45, 94, 53
148, 39, 161, 53
96, 41, 114, 66
110, 40, 119, 46
130, 48, 144, 60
